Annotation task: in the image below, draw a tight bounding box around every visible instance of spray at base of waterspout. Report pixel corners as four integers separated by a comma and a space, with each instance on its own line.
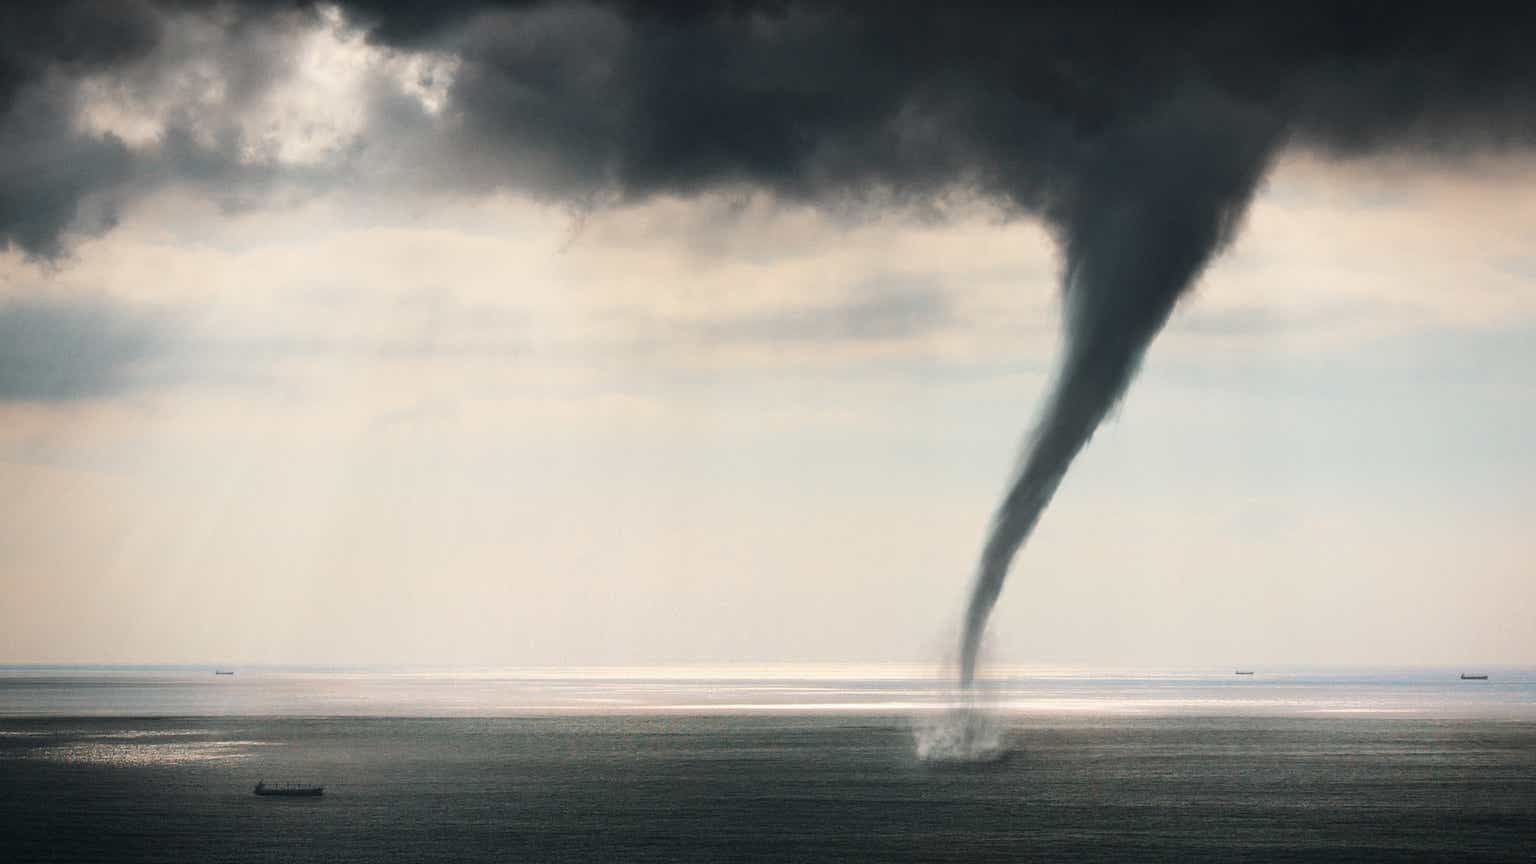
913, 695, 1011, 764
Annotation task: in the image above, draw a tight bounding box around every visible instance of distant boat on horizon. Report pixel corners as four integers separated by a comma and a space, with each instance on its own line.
1234, 670, 1255, 676
254, 780, 323, 797
1460, 673, 1489, 680
215, 670, 235, 676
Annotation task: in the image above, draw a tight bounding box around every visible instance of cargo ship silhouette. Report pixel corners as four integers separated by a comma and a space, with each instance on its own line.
254, 780, 324, 797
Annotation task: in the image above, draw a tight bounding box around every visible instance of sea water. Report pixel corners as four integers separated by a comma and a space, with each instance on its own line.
2, 666, 1533, 862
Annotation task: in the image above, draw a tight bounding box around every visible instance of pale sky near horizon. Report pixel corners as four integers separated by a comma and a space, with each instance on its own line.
5, 152, 1534, 668
2, 5, 1534, 668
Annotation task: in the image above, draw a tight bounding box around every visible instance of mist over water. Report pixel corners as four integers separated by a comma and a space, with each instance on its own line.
912, 705, 1008, 764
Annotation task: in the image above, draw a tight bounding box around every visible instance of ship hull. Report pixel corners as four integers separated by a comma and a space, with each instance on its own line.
254, 786, 323, 797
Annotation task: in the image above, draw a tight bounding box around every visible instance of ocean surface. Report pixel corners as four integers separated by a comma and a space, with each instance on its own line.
3, 666, 1534, 862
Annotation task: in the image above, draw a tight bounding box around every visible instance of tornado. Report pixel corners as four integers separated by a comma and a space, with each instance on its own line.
958, 101, 1278, 687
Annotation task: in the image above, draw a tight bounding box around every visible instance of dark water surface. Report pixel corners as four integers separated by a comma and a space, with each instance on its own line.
4, 714, 1534, 862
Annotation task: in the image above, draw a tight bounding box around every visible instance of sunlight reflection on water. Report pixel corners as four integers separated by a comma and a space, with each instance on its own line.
11, 739, 276, 766
1, 665, 1532, 719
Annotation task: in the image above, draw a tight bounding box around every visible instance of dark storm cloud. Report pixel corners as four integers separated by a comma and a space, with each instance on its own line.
0, 0, 325, 258
342, 2, 1536, 206
7, 2, 1536, 255
0, 1, 160, 257
0, 81, 135, 259
0, 297, 167, 401
0, 1, 164, 109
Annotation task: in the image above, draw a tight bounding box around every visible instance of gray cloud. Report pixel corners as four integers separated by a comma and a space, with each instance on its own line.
347, 3, 1536, 208
0, 81, 134, 259
699, 279, 951, 346
0, 1, 335, 258
0, 296, 168, 401
0, 1, 165, 257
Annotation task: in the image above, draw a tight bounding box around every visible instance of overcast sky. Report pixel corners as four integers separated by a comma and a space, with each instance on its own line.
2, 3, 1534, 667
